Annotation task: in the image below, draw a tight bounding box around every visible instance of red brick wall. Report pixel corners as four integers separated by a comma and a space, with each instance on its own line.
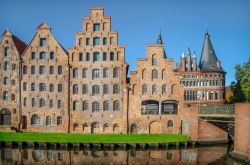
234, 103, 250, 156
198, 118, 228, 141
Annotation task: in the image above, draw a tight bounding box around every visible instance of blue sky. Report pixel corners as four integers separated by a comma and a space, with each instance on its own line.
1, 0, 249, 85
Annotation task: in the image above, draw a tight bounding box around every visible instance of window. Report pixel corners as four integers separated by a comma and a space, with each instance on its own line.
142, 69, 146, 79
58, 66, 62, 75
93, 37, 100, 46
113, 100, 120, 111
103, 52, 107, 61
2, 62, 9, 72
39, 83, 46, 91
86, 38, 90, 45
4, 47, 10, 56
113, 84, 120, 94
141, 100, 159, 115
92, 69, 100, 78
73, 68, 78, 78
58, 84, 62, 92
23, 82, 27, 91
40, 98, 46, 108
11, 94, 15, 101
39, 52, 46, 59
110, 37, 114, 45
50, 52, 54, 60
22, 65, 27, 74
40, 38, 46, 46
3, 91, 8, 100
49, 99, 54, 108
23, 98, 27, 106
93, 52, 100, 61
113, 68, 119, 78
162, 70, 166, 79
152, 55, 157, 65
142, 84, 147, 94
167, 120, 173, 128
39, 66, 46, 74
110, 52, 114, 61
3, 77, 8, 85
31, 66, 35, 75
161, 101, 178, 114
103, 84, 109, 94
103, 37, 107, 45
50, 84, 54, 92
82, 68, 88, 78
79, 38, 82, 45
11, 80, 15, 85
32, 98, 36, 107
82, 84, 88, 94
73, 101, 79, 111
86, 53, 90, 61
162, 84, 167, 94
12, 64, 16, 70
152, 84, 157, 94
152, 69, 158, 80
103, 68, 109, 78
83, 101, 88, 111
46, 116, 52, 126
79, 53, 83, 61
57, 116, 63, 125
31, 83, 36, 91
31, 115, 40, 125
50, 66, 54, 74
92, 102, 100, 112
93, 23, 100, 31
31, 52, 36, 59
58, 100, 62, 109
103, 101, 109, 111
92, 85, 100, 95
73, 84, 78, 94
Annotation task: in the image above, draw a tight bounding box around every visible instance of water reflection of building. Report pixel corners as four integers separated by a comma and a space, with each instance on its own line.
0, 147, 228, 164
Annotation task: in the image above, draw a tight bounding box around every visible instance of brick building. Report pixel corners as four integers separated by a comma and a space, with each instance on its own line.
0, 7, 227, 136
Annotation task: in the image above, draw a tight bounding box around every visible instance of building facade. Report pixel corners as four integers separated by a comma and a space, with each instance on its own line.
0, 7, 226, 134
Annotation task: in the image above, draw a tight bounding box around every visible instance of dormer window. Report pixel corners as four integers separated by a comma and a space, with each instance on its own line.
93, 23, 100, 32
39, 38, 46, 47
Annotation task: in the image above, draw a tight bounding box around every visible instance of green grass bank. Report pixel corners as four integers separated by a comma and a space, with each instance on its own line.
0, 132, 189, 143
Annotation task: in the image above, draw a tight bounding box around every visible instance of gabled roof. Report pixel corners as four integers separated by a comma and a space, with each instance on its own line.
199, 28, 224, 72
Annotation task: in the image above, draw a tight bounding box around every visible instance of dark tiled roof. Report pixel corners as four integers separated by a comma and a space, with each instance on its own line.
199, 31, 224, 72
12, 35, 27, 55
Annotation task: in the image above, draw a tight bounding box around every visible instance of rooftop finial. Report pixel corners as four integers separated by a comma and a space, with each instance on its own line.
205, 23, 209, 34
156, 28, 163, 44
187, 43, 191, 55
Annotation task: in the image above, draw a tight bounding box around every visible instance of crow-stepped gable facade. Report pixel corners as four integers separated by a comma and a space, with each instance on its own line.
0, 7, 226, 136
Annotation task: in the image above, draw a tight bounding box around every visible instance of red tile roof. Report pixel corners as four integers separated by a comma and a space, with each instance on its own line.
12, 35, 27, 55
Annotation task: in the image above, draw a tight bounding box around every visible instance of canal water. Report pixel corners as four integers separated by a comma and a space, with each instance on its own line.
0, 145, 243, 164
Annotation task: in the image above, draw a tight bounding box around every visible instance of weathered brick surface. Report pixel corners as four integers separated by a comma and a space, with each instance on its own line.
233, 103, 250, 157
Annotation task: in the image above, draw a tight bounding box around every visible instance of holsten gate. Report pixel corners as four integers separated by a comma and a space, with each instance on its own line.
0, 7, 227, 140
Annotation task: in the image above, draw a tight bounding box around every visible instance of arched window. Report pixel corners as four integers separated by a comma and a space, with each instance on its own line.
86, 52, 90, 61
22, 65, 27, 74
162, 69, 166, 79
58, 66, 62, 75
73, 68, 78, 78
152, 55, 157, 65
152, 84, 157, 94
142, 84, 147, 94
49, 99, 54, 108
103, 84, 109, 94
32, 98, 36, 107
103, 22, 107, 31
113, 68, 119, 78
2, 91, 8, 100
31, 83, 35, 91
79, 52, 83, 61
103, 37, 107, 45
49, 84, 54, 92
103, 101, 109, 111
93, 52, 100, 61
113, 84, 120, 94
113, 123, 119, 132
39, 83, 46, 91
3, 77, 8, 85
103, 68, 109, 78
103, 123, 109, 131
49, 66, 54, 74
11, 94, 15, 101
92, 102, 100, 112
73, 84, 78, 94
31, 114, 40, 125
58, 84, 62, 92
39, 98, 45, 107
12, 63, 16, 70
142, 69, 146, 79
92, 85, 100, 95
82, 68, 88, 78
23, 82, 27, 91
110, 37, 114, 45
83, 123, 88, 131
167, 120, 173, 128
31, 52, 36, 59
4, 47, 10, 56
46, 116, 52, 126
39, 65, 46, 74
39, 52, 46, 59
152, 69, 158, 80
73, 101, 79, 111
82, 84, 88, 94
113, 100, 120, 111
71, 52, 75, 62
110, 52, 114, 61
162, 84, 167, 94
171, 84, 177, 95
31, 66, 35, 74
93, 37, 100, 46
58, 100, 62, 108
92, 69, 100, 78
83, 101, 88, 111
73, 123, 79, 131
57, 116, 63, 125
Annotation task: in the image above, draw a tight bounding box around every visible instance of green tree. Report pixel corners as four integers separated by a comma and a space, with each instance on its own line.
234, 58, 250, 102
